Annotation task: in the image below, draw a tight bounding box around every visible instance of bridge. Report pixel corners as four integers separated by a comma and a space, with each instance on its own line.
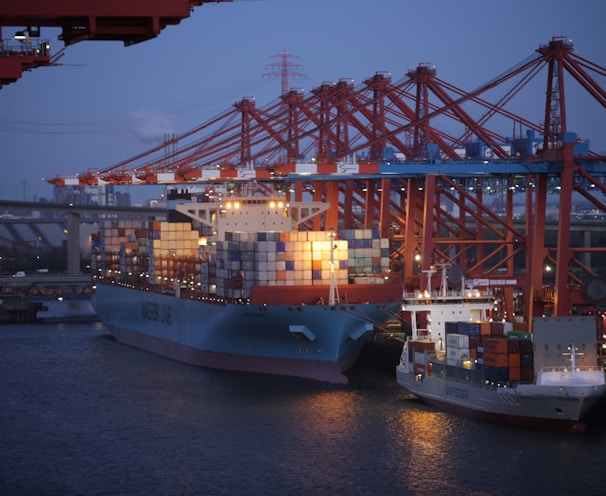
0, 200, 165, 276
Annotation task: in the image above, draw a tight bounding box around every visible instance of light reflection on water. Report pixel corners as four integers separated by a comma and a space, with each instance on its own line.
2, 322, 606, 496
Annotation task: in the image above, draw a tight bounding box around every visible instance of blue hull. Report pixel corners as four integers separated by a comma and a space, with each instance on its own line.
93, 284, 402, 382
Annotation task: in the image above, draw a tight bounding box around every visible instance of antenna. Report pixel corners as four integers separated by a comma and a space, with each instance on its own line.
263, 50, 306, 96
328, 228, 340, 305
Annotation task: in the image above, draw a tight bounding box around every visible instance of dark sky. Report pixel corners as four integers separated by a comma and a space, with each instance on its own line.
1, 0, 604, 203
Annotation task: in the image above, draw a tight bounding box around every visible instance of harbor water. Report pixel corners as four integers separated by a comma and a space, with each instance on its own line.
1, 320, 605, 496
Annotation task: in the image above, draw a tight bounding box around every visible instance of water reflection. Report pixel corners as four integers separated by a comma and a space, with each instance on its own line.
387, 401, 471, 494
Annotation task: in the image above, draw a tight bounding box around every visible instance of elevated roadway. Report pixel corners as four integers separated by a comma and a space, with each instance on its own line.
0, 200, 165, 275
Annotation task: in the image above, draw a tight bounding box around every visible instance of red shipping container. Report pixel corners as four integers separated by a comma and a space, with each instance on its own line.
491, 321, 505, 337
411, 341, 436, 352
519, 339, 533, 353
414, 364, 425, 375
508, 339, 520, 353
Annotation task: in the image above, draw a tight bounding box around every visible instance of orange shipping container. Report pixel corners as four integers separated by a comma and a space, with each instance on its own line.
483, 352, 509, 368
483, 337, 509, 354
509, 367, 521, 381
508, 353, 521, 368
480, 322, 492, 336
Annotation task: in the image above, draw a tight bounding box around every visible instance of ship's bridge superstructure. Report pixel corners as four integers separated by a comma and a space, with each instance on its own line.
174, 195, 330, 242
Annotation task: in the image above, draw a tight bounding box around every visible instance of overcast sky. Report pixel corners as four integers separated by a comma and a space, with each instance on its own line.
1, 0, 604, 203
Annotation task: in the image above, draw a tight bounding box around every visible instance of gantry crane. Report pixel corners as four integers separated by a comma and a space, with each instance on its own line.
0, 1, 232, 87
42, 37, 606, 327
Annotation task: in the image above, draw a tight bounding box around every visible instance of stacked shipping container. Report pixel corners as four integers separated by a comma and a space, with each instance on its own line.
409, 321, 534, 382
439, 320, 534, 382
93, 220, 391, 301
482, 337, 534, 382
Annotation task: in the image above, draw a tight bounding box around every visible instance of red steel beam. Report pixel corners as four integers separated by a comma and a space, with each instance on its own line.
0, 1, 231, 46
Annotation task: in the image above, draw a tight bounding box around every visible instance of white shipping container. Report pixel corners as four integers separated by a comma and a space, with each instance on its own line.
446, 333, 469, 349
446, 347, 470, 360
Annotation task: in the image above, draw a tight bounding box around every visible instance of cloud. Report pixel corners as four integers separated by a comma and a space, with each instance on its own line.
128, 108, 180, 145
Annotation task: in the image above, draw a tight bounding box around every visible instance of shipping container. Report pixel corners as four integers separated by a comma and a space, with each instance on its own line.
483, 337, 509, 354
446, 333, 469, 349
483, 352, 509, 368
484, 365, 510, 382
457, 321, 481, 336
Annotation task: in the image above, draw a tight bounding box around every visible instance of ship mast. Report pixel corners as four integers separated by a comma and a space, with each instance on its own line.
434, 263, 451, 296
421, 268, 436, 296
328, 229, 340, 305
564, 341, 583, 379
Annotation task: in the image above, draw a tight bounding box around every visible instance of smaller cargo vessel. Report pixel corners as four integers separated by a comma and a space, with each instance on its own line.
395, 268, 606, 432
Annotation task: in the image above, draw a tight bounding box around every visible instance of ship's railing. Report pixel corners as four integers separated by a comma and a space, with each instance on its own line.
429, 359, 532, 389
430, 360, 485, 386
541, 365, 604, 372
540, 365, 604, 373
93, 276, 250, 306
403, 289, 494, 300
0, 38, 51, 57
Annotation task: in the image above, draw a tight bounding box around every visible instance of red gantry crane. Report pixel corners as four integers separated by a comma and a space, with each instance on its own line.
0, 1, 232, 87
46, 37, 606, 327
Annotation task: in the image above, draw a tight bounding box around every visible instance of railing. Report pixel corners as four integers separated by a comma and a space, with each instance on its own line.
94, 276, 250, 306
430, 360, 485, 386
540, 365, 604, 373
402, 289, 494, 300
0, 38, 50, 57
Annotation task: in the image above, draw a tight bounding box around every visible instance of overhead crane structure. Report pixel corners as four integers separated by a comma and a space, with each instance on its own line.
0, 1, 232, 87
51, 37, 606, 327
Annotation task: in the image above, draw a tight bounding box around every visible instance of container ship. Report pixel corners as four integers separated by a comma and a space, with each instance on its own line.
395, 268, 606, 432
91, 189, 403, 383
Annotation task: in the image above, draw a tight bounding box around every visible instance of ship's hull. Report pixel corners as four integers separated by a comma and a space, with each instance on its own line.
93, 284, 401, 383
396, 367, 606, 432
